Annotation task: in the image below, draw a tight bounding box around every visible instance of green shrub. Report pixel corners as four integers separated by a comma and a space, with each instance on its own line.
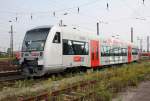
14, 79, 34, 88
96, 82, 112, 101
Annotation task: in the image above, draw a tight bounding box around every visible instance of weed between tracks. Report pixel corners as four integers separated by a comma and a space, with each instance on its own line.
0, 62, 150, 101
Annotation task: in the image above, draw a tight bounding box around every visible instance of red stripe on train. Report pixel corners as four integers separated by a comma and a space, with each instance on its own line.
128, 45, 132, 62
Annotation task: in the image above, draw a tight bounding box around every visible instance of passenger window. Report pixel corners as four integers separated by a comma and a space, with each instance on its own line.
53, 32, 61, 43
63, 40, 74, 55
101, 46, 105, 57
63, 39, 89, 55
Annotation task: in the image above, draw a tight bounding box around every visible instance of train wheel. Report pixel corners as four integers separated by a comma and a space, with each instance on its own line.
80, 66, 87, 72
33, 68, 44, 77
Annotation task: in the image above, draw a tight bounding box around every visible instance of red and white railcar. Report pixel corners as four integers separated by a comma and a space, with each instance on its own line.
20, 25, 139, 76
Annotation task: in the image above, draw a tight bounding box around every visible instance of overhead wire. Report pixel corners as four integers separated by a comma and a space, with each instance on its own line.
0, 0, 148, 23
1, 0, 147, 28
120, 0, 147, 20
0, 0, 105, 27
0, 0, 101, 15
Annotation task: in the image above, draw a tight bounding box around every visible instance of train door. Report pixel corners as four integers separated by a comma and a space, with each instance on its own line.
128, 46, 132, 62
51, 32, 62, 65
90, 40, 100, 67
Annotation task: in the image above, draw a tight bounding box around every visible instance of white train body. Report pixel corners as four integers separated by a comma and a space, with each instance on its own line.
20, 25, 139, 76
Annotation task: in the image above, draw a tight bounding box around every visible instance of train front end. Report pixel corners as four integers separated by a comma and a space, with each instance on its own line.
20, 26, 50, 77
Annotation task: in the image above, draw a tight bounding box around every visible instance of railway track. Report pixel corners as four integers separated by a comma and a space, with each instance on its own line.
0, 59, 25, 82
0, 70, 25, 82
0, 59, 149, 82
18, 80, 98, 101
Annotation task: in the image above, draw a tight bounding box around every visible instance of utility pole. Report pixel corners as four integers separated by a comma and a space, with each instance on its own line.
59, 20, 63, 26
147, 36, 149, 52
9, 24, 13, 58
97, 22, 99, 35
140, 39, 143, 52
131, 27, 133, 43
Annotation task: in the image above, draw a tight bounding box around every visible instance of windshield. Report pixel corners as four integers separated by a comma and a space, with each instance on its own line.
22, 28, 50, 51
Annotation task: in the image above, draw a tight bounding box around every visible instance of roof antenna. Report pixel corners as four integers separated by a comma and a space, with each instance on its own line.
31, 13, 33, 20
53, 12, 55, 17
106, 3, 109, 10
143, 0, 145, 5
78, 7, 80, 13
59, 20, 63, 26
97, 22, 99, 35
15, 13, 18, 22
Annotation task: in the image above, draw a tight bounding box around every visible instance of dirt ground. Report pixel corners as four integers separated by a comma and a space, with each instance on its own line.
113, 80, 150, 101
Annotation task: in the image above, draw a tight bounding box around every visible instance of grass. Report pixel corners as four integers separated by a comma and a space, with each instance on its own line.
0, 57, 16, 61
0, 58, 9, 61
0, 62, 150, 101
0, 55, 9, 59
0, 57, 19, 65
93, 62, 150, 100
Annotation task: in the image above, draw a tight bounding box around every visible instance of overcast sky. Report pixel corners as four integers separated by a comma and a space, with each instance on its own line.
0, 0, 150, 51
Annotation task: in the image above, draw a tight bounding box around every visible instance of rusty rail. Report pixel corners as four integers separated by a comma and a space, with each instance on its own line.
0, 61, 23, 82
18, 80, 98, 101
0, 60, 19, 71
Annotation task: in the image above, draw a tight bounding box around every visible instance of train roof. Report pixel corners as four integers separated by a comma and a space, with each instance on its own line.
27, 25, 137, 47
58, 25, 136, 46
58, 25, 100, 39
27, 25, 53, 31
28, 25, 100, 40
102, 37, 137, 47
